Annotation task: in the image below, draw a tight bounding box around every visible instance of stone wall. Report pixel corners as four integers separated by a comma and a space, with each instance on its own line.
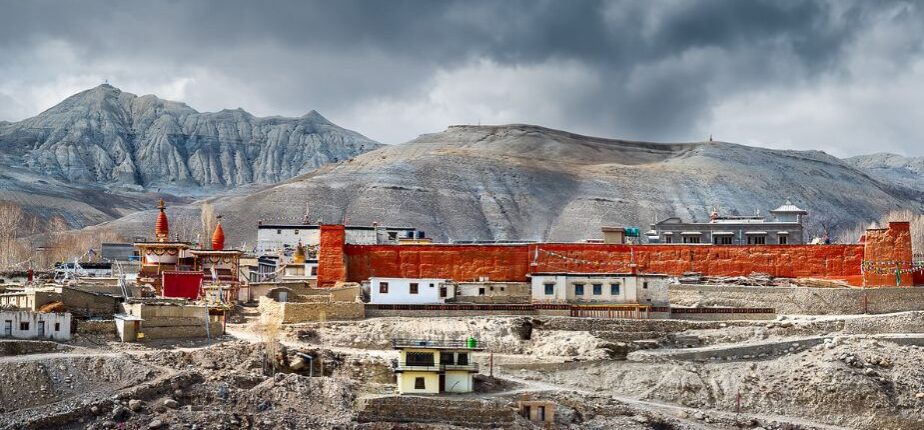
61, 288, 118, 318
670, 284, 924, 315
357, 395, 516, 426
75, 319, 117, 337
258, 296, 364, 324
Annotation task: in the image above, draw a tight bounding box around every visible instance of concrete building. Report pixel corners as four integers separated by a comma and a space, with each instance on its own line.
530, 273, 669, 306
1, 310, 72, 341
100, 243, 139, 262
256, 223, 418, 254
647, 201, 808, 245
369, 277, 454, 304
392, 338, 484, 394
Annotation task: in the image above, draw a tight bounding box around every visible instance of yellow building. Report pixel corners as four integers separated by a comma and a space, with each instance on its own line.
393, 338, 485, 394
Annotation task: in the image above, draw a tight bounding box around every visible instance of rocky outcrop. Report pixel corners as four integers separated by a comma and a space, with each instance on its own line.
0, 85, 381, 192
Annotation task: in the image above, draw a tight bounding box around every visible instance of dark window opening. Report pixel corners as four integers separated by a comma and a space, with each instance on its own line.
610, 283, 620, 295
379, 282, 389, 294
574, 284, 585, 296
643, 282, 649, 289
544, 284, 554, 295
592, 284, 602, 295
456, 352, 469, 365
19, 322, 29, 330
409, 282, 419, 294
779, 236, 788, 245
414, 377, 426, 390
478, 287, 485, 295
406, 352, 435, 366
54, 323, 60, 332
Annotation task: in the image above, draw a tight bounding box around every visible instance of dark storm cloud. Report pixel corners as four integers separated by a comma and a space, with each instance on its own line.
0, 0, 923, 155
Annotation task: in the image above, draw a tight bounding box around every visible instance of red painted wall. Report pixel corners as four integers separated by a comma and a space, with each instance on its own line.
327, 222, 914, 287
162, 271, 203, 299
317, 225, 347, 287
344, 243, 866, 284
863, 221, 913, 287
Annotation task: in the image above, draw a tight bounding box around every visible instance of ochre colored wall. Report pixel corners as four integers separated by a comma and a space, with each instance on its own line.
863, 221, 914, 287
344, 243, 865, 284
345, 245, 531, 283
317, 225, 347, 287
325, 222, 912, 287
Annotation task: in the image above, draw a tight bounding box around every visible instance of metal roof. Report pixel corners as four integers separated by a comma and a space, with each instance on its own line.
770, 201, 807, 214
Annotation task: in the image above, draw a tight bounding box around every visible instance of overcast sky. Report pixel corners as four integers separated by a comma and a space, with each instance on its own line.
1, 0, 923, 156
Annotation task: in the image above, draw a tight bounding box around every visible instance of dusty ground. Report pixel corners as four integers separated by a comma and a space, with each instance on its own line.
3, 311, 924, 429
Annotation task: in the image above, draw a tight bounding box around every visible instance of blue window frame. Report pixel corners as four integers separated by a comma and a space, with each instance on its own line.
592, 284, 602, 295
574, 284, 584, 295
544, 284, 555, 295
610, 283, 620, 295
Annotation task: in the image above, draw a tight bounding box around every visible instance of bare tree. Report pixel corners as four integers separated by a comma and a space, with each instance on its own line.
0, 202, 26, 269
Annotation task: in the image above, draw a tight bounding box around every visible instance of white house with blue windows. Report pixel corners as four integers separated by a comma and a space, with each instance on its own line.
529, 272, 669, 306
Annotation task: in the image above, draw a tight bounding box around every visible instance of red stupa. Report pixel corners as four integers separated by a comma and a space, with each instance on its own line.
211, 216, 225, 250
155, 199, 170, 242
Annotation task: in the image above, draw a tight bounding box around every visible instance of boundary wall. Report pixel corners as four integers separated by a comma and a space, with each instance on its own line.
671, 283, 924, 315
317, 221, 912, 288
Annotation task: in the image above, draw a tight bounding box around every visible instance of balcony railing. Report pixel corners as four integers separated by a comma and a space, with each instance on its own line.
391, 338, 486, 350
394, 362, 480, 372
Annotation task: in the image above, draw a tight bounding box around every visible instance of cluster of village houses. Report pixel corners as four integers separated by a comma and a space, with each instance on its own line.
1, 198, 913, 396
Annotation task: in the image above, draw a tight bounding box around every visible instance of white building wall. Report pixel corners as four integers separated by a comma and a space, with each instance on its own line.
531, 274, 667, 305
0, 311, 72, 341
369, 277, 451, 304
444, 371, 473, 393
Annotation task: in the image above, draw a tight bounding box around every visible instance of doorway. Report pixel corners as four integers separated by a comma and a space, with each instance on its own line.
438, 374, 446, 392
37, 321, 45, 338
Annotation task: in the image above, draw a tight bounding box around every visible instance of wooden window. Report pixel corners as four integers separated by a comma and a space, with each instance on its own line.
610, 283, 620, 295
409, 282, 419, 294
54, 323, 60, 332
664, 235, 673, 244
544, 284, 555, 295
779, 236, 788, 245
414, 377, 426, 390
592, 284, 602, 295
574, 284, 585, 295
379, 282, 389, 294
714, 236, 732, 244
683, 236, 701, 244
19, 321, 29, 331
456, 352, 468, 365
748, 236, 766, 245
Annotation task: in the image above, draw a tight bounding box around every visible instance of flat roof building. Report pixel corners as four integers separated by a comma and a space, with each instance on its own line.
647, 201, 807, 245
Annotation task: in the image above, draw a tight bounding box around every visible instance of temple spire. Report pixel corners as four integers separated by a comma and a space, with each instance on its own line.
155, 199, 169, 242
211, 214, 225, 250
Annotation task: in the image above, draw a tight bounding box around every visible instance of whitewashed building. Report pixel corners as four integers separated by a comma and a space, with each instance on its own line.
0, 310, 72, 341
369, 277, 454, 304
530, 273, 669, 306
256, 224, 419, 254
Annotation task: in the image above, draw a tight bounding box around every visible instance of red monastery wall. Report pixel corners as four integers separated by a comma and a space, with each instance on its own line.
863, 221, 914, 287
316, 222, 913, 288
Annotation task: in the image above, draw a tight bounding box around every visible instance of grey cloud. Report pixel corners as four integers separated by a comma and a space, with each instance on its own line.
0, 0, 923, 154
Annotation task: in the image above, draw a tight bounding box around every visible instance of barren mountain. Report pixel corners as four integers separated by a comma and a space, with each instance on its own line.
844, 153, 924, 192
100, 124, 924, 246
0, 85, 381, 226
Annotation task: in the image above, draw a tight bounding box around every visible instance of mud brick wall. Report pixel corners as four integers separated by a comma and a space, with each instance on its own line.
863, 221, 914, 286
321, 222, 912, 287
671, 283, 924, 315
317, 225, 347, 287
259, 296, 364, 323
357, 396, 516, 426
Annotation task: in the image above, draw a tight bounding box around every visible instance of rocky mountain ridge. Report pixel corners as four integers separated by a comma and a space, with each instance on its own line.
0, 84, 381, 193
99, 124, 924, 245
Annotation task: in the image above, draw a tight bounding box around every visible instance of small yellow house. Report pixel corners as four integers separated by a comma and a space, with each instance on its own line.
392, 338, 485, 394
